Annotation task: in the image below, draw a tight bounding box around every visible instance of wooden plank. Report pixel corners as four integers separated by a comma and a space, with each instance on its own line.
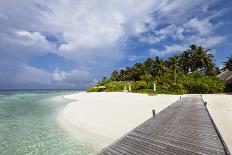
98, 96, 230, 155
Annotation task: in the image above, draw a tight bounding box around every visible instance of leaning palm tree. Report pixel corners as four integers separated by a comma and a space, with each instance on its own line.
189, 45, 215, 74
223, 55, 232, 71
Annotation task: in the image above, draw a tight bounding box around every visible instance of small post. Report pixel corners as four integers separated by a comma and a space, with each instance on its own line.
153, 83, 156, 92
152, 109, 155, 117
204, 101, 207, 106
128, 85, 131, 92
180, 96, 181, 99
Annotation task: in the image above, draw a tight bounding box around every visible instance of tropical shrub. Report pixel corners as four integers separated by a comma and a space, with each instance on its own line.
104, 81, 125, 92
181, 72, 224, 94
131, 81, 148, 91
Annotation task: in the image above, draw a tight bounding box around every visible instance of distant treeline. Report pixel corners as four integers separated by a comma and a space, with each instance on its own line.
88, 45, 232, 94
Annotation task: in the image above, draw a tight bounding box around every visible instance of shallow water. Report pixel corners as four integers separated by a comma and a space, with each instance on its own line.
0, 90, 97, 155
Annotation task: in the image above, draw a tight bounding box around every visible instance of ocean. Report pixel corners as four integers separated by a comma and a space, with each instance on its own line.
0, 90, 97, 155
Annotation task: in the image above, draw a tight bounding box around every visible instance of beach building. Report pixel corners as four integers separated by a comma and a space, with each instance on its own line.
217, 70, 232, 92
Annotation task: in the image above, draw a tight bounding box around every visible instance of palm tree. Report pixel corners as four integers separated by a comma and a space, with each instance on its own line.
118, 69, 125, 81
111, 70, 119, 81
131, 63, 146, 81
223, 55, 232, 71
179, 50, 192, 74
154, 56, 166, 77
166, 56, 181, 83
144, 58, 154, 74
124, 67, 132, 80
144, 57, 155, 76
189, 45, 215, 74
118, 67, 134, 81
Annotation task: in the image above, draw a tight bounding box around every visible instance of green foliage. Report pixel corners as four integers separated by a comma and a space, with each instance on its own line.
87, 80, 125, 92
108, 45, 217, 82
223, 55, 232, 71
181, 72, 224, 93
132, 81, 148, 91
155, 72, 224, 94
87, 45, 227, 94
86, 86, 106, 92
87, 73, 224, 94
104, 81, 125, 92
156, 83, 187, 95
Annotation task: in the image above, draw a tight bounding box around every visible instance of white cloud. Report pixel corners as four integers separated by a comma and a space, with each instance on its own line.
128, 55, 145, 61
186, 35, 225, 47
0, 30, 54, 62
158, 0, 216, 22
139, 35, 166, 44
28, 0, 216, 57
186, 18, 214, 35
128, 55, 137, 61
52, 69, 66, 82
139, 14, 221, 45
139, 24, 185, 44
149, 34, 225, 57
0, 0, 228, 89
198, 36, 225, 47
32, 0, 157, 56
13, 30, 52, 48
51, 68, 97, 88
1, 0, 221, 57
150, 44, 188, 56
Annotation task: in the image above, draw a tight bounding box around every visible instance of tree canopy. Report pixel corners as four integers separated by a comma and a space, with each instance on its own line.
87, 45, 226, 94
109, 45, 217, 82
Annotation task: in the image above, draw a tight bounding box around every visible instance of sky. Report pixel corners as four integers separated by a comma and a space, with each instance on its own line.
0, 0, 232, 89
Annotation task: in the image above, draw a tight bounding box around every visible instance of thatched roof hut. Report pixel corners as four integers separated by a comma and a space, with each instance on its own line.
217, 70, 232, 92
217, 70, 232, 84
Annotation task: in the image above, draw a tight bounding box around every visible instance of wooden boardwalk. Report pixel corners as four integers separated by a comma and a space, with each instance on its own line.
99, 96, 230, 155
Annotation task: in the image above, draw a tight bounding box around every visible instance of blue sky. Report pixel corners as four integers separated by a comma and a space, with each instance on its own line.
0, 0, 232, 89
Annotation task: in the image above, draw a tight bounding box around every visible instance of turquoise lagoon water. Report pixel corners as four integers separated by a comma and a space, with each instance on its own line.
0, 90, 97, 155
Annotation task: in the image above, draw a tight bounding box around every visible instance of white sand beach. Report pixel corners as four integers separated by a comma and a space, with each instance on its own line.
61, 92, 232, 152
62, 92, 180, 147
202, 94, 232, 153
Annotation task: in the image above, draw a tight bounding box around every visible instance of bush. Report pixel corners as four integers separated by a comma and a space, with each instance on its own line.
86, 86, 106, 92
104, 81, 125, 92
156, 83, 187, 95
132, 81, 147, 91
87, 71, 224, 94
181, 72, 224, 94
87, 80, 127, 92
155, 72, 224, 94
